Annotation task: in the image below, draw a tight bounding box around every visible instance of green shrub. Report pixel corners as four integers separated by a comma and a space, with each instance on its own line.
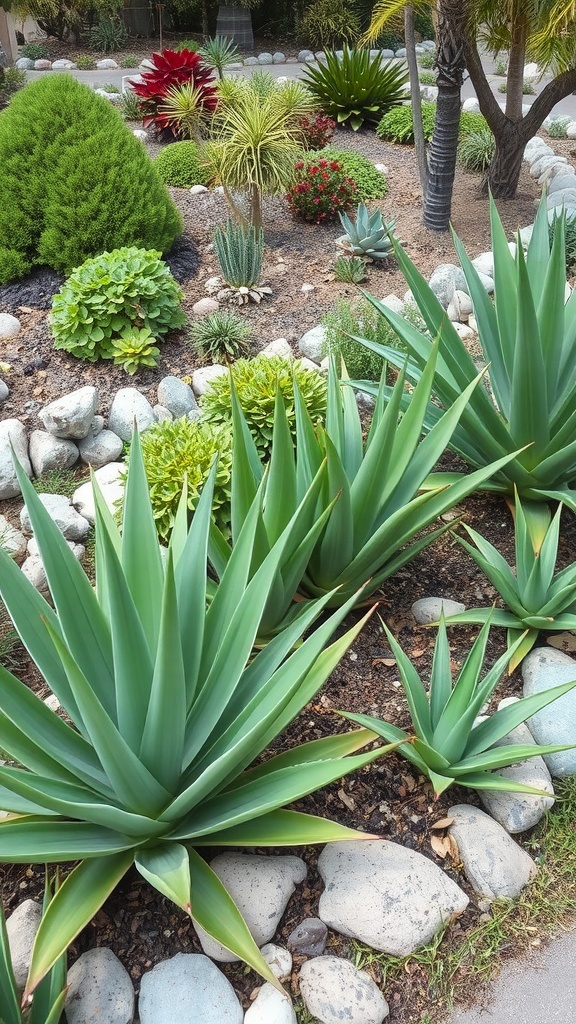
50, 247, 185, 361
200, 354, 328, 457
140, 417, 232, 539
19, 41, 49, 60
523, 80, 536, 94
458, 110, 489, 138
419, 70, 436, 85
120, 89, 142, 120
173, 38, 200, 52
317, 146, 387, 200
302, 44, 408, 131
75, 54, 96, 69
0, 75, 182, 283
377, 101, 436, 143
111, 326, 160, 373
494, 53, 508, 75
497, 82, 507, 93
0, 67, 27, 109
101, 82, 120, 93
321, 295, 392, 381
414, 10, 435, 39
189, 310, 251, 364
418, 52, 435, 69
154, 140, 208, 187
457, 129, 495, 173
298, 0, 360, 50
90, 15, 127, 53
121, 55, 141, 67
548, 116, 572, 138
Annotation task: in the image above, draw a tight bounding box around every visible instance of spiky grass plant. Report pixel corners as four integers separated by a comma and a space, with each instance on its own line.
214, 221, 267, 302
457, 129, 496, 174
332, 256, 367, 284
302, 45, 408, 131
199, 35, 240, 79
189, 310, 251, 364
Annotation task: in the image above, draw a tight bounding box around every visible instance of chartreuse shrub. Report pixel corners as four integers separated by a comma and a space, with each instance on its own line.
342, 618, 576, 798
297, 0, 360, 50
0, 75, 181, 284
154, 141, 208, 187
356, 194, 576, 512
377, 101, 436, 144
50, 248, 185, 365
0, 435, 401, 1000
140, 418, 233, 539
320, 295, 402, 381
200, 354, 328, 457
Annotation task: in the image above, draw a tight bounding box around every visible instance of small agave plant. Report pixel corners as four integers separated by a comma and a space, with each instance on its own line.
337, 203, 396, 262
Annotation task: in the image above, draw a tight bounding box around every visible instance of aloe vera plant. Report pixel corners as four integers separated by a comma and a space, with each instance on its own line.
340, 618, 576, 798
0, 436, 401, 1001
337, 203, 396, 262
441, 494, 576, 671
209, 343, 520, 635
354, 194, 576, 512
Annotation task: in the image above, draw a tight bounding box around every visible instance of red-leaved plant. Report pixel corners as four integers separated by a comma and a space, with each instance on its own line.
286, 158, 357, 224
297, 112, 336, 150
131, 48, 218, 136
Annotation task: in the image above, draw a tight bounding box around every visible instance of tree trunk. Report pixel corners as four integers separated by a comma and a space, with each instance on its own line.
505, 17, 528, 121
486, 122, 525, 197
422, 0, 466, 231
405, 4, 428, 193
201, 0, 210, 36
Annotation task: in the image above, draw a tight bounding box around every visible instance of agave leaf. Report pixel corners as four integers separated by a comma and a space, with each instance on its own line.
452, 742, 574, 774
429, 617, 452, 731
455, 770, 557, 796
507, 628, 539, 673
190, 808, 380, 846
465, 676, 576, 756
508, 247, 549, 462
121, 429, 164, 653
135, 843, 191, 914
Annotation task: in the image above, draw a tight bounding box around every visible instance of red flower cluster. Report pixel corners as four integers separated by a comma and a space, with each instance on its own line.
297, 112, 336, 150
286, 158, 357, 224
130, 48, 218, 136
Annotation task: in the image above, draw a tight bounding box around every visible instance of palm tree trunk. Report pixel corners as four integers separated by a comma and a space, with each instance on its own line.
422, 0, 466, 231
505, 17, 528, 122
405, 5, 429, 193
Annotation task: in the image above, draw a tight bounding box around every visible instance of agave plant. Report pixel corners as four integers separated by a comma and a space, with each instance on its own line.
0, 436, 401, 1001
208, 344, 520, 636
213, 220, 269, 302
1, 874, 66, 1024
337, 203, 397, 262
440, 494, 576, 671
131, 49, 218, 135
355, 194, 576, 512
302, 45, 408, 131
340, 618, 576, 798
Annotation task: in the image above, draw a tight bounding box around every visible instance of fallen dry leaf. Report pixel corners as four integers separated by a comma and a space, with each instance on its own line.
410, 648, 425, 658
338, 788, 356, 812
18, 305, 33, 313
431, 833, 459, 860
547, 632, 576, 653
372, 657, 396, 667
431, 816, 455, 830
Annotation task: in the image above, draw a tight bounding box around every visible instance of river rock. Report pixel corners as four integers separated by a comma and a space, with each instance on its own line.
0, 312, 22, 341
0, 419, 32, 498
0, 514, 27, 561
6, 899, 42, 993
77, 428, 123, 468
72, 462, 124, 524
96, 58, 119, 69
287, 918, 328, 956
108, 388, 156, 440
428, 264, 468, 308
299, 956, 389, 1024
299, 324, 327, 362
412, 596, 465, 624
20, 493, 90, 541
548, 173, 576, 195
318, 840, 468, 956
52, 58, 77, 69
39, 386, 98, 440
260, 944, 292, 981
16, 57, 34, 70
192, 363, 228, 396
245, 985, 296, 1024
29, 430, 78, 476
260, 338, 293, 359
139, 953, 243, 1024
157, 376, 198, 418
65, 947, 134, 1024
522, 648, 576, 776
448, 805, 538, 898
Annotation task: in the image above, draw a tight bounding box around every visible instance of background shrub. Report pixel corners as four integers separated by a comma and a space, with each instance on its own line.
550, 214, 576, 275
297, 112, 336, 150
200, 354, 328, 457
0, 76, 182, 283
89, 15, 126, 53
140, 418, 233, 540
297, 0, 360, 50
19, 41, 49, 60
321, 296, 426, 382
154, 141, 208, 187
457, 129, 495, 173
458, 110, 489, 138
0, 67, 27, 110
376, 101, 436, 143
75, 55, 96, 69
50, 247, 185, 361
286, 157, 357, 224
302, 45, 408, 131
317, 146, 387, 200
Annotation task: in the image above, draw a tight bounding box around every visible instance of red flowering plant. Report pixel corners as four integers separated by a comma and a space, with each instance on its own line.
297, 112, 336, 150
131, 48, 219, 136
286, 158, 357, 224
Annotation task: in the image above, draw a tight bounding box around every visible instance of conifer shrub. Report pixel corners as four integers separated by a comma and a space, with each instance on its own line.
0, 75, 182, 284
154, 141, 208, 187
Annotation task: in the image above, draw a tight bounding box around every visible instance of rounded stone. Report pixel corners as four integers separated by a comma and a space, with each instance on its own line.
299, 956, 389, 1024
96, 58, 119, 69
20, 493, 90, 541
108, 388, 156, 441
0, 514, 27, 562
29, 430, 78, 476
478, 707, 554, 834
260, 943, 292, 981
193, 297, 219, 315
298, 324, 327, 362
73, 463, 125, 524
34, 59, 52, 69
139, 953, 243, 1024
298, 50, 314, 62
272, 52, 286, 63
191, 363, 228, 396
522, 648, 576, 777
0, 312, 22, 342
157, 376, 198, 419
0, 380, 9, 402
6, 899, 42, 993
39, 386, 99, 440
412, 596, 465, 624
447, 804, 538, 898
0, 419, 32, 499
245, 984, 296, 1024
77, 428, 123, 469
65, 947, 134, 1024
287, 917, 328, 956
15, 57, 34, 70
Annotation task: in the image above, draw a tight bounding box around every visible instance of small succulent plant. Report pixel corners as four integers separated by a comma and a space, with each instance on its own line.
111, 327, 160, 373
332, 255, 367, 283
189, 309, 251, 363
337, 203, 397, 262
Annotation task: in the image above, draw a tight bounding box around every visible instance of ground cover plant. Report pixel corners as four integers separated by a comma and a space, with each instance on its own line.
0, 437, 402, 1001
0, 76, 182, 283
377, 101, 437, 144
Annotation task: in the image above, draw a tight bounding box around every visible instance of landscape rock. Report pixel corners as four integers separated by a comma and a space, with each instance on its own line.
538, 160, 572, 186
244, 56, 259, 66
566, 122, 576, 140
287, 918, 328, 956
453, 322, 476, 341
244, 984, 296, 1024
0, 312, 22, 341
547, 188, 576, 210
34, 59, 52, 69
412, 596, 465, 624
530, 154, 566, 179
96, 58, 119, 69
190, 184, 208, 194
318, 840, 468, 955
448, 804, 538, 898
299, 324, 327, 362
462, 97, 480, 113
0, 514, 27, 562
157, 376, 198, 418
548, 173, 576, 195
298, 50, 314, 62
260, 338, 293, 359
108, 388, 156, 440
428, 263, 468, 308
476, 270, 495, 293
522, 648, 576, 776
194, 853, 307, 961
192, 363, 228, 396
52, 58, 76, 69
21, 554, 50, 591
260, 943, 292, 981
139, 953, 243, 1024
272, 52, 286, 63
471, 251, 494, 277
0, 419, 32, 498
20, 493, 90, 541
73, 462, 124, 524
193, 296, 219, 315
29, 430, 78, 476
77, 428, 123, 468
39, 386, 98, 440
299, 956, 389, 1024
65, 947, 134, 1024
153, 404, 173, 422
27, 536, 84, 561
421, 85, 438, 102
95, 88, 123, 102
6, 899, 42, 993
379, 293, 405, 315
258, 52, 273, 63
133, 129, 148, 141
15, 57, 34, 69
523, 139, 552, 162
0, 380, 8, 403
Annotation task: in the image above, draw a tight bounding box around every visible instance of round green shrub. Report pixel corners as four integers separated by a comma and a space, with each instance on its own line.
140, 417, 233, 540
376, 102, 436, 144
458, 111, 489, 138
457, 129, 495, 173
200, 354, 328, 458
50, 247, 185, 362
20, 41, 49, 60
316, 146, 387, 201
154, 141, 208, 188
75, 55, 97, 70
0, 75, 182, 284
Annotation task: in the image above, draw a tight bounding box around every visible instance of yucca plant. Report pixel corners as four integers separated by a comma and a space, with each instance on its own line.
0, 436, 396, 1001
214, 221, 269, 302
189, 309, 251, 364
199, 35, 240, 79
208, 345, 520, 635
1, 873, 67, 1024
355, 194, 576, 513
302, 45, 408, 131
340, 618, 576, 798
440, 494, 576, 671
337, 203, 397, 262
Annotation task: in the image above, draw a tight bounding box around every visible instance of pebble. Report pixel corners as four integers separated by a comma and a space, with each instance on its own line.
194, 853, 306, 961
191, 364, 228, 396
299, 956, 389, 1024
260, 943, 292, 981
193, 297, 219, 315
0, 419, 32, 499
522, 648, 576, 776
318, 840, 468, 956
157, 376, 198, 419
244, 984, 296, 1024
29, 430, 79, 476
39, 386, 99, 440
287, 917, 328, 956
139, 953, 243, 1024
65, 947, 134, 1024
448, 805, 538, 898
72, 462, 125, 524
0, 312, 22, 341
6, 899, 42, 993
412, 596, 465, 624
20, 493, 90, 541
108, 388, 156, 441
301, 283, 315, 293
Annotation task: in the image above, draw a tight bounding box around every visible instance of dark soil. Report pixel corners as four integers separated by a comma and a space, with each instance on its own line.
1, 122, 575, 1024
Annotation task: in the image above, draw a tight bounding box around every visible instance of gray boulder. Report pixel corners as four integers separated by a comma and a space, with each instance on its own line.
299, 956, 389, 1024
78, 428, 123, 468
139, 953, 243, 1024
15, 57, 34, 70
447, 804, 538, 898
157, 376, 198, 418
548, 173, 576, 195
29, 430, 78, 476
0, 419, 32, 499
66, 948, 134, 1024
272, 52, 286, 63
39, 386, 98, 440
522, 648, 576, 776
108, 388, 156, 441
6, 899, 42, 994
412, 596, 465, 624
20, 493, 90, 541
258, 52, 273, 63
0, 313, 22, 341
73, 463, 124, 524
191, 364, 228, 396
96, 58, 119, 69
428, 264, 468, 308
299, 324, 327, 362
298, 50, 314, 62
